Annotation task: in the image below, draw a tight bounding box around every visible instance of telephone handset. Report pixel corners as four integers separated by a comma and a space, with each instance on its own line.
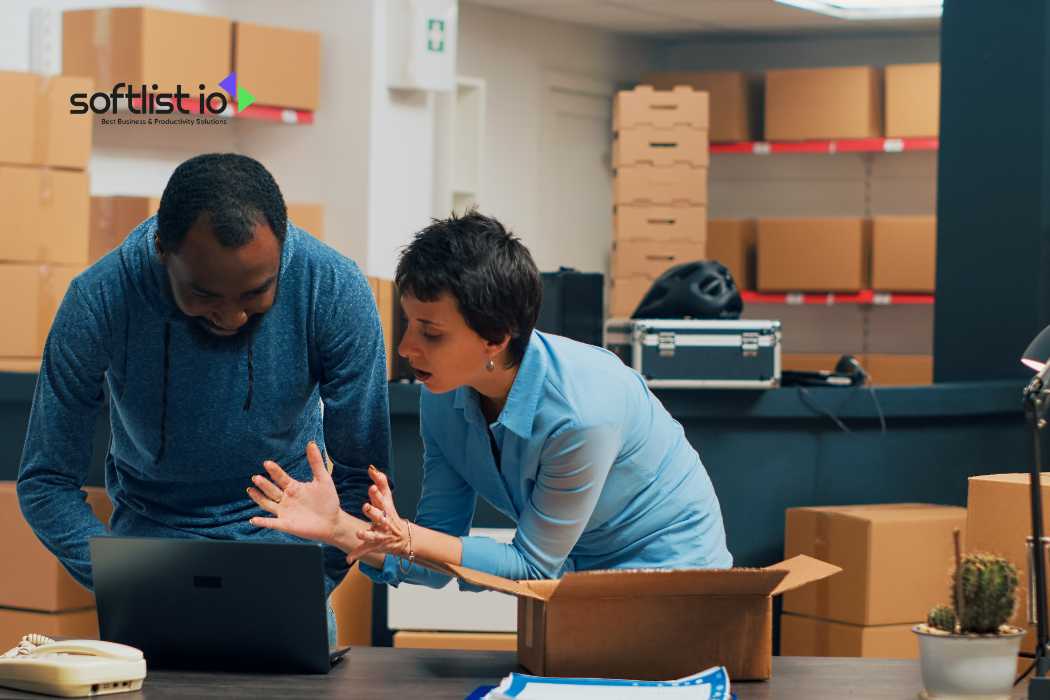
0, 634, 147, 697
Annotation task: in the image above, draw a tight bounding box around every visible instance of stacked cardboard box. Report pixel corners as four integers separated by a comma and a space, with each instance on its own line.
641, 71, 755, 143
63, 8, 321, 113
765, 66, 882, 141
89, 198, 325, 266
0, 483, 112, 648
367, 278, 397, 381
393, 631, 517, 652
871, 216, 936, 293
966, 474, 1050, 659
89, 197, 161, 264
0, 71, 93, 370
708, 219, 757, 291
234, 22, 321, 111
781, 353, 933, 386
330, 564, 373, 647
781, 504, 966, 659
885, 63, 940, 138
757, 218, 871, 293
611, 86, 708, 318
287, 203, 325, 240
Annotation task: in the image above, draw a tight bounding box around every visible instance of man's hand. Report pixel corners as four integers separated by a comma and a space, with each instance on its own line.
247, 442, 343, 545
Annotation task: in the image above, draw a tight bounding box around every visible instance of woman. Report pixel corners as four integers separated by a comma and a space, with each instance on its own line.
246, 211, 731, 586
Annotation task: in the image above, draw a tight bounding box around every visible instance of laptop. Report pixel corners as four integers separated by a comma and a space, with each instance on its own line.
90, 537, 350, 674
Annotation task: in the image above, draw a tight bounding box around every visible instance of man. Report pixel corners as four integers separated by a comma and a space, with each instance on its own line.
16, 154, 390, 615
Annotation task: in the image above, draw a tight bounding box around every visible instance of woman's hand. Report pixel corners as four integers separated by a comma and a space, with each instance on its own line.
348, 466, 412, 563
247, 441, 344, 545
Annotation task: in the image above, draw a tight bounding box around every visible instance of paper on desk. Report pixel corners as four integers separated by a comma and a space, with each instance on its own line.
482, 665, 729, 700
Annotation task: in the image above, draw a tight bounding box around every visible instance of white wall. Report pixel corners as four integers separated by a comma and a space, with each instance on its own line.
363, 2, 435, 279
455, 2, 656, 272
657, 30, 940, 71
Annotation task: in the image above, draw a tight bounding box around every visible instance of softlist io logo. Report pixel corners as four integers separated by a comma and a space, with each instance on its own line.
70, 72, 254, 115
219, 72, 255, 112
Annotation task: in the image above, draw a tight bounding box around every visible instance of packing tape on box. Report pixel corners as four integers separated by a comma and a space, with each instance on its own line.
31, 77, 51, 167
815, 515, 832, 620
814, 617, 831, 656
93, 9, 113, 88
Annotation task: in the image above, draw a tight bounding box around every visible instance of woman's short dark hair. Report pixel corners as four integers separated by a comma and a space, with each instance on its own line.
396, 210, 542, 367
157, 153, 287, 253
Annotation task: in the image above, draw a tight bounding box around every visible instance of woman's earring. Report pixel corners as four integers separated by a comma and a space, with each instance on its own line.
485, 359, 495, 372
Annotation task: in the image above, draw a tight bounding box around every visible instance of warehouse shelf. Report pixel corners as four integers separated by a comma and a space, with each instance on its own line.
742, 290, 934, 305
711, 137, 938, 155
98, 97, 314, 125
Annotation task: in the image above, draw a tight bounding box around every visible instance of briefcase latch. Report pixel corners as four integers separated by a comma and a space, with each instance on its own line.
658, 331, 676, 357
741, 332, 760, 358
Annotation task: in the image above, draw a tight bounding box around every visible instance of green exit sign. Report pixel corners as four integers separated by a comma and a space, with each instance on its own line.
427, 18, 445, 52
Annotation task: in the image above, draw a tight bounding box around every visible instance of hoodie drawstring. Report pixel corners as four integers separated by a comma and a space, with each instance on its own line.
155, 319, 171, 464
244, 343, 254, 411
155, 321, 253, 464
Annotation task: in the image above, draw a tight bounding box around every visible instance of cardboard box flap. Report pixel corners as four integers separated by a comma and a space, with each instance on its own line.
767, 555, 842, 597
445, 563, 548, 601
550, 567, 789, 599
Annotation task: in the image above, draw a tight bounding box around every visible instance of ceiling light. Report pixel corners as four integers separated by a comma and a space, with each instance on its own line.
775, 0, 942, 20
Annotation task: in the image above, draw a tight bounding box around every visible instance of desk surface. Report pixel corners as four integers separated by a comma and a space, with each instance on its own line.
0, 648, 1030, 699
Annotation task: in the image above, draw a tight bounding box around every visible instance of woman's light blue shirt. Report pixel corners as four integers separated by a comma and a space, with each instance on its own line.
361, 331, 731, 587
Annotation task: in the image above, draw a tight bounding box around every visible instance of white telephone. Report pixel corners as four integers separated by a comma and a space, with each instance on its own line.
0, 634, 146, 697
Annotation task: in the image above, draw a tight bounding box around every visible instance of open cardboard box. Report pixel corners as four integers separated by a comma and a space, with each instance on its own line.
421, 555, 840, 681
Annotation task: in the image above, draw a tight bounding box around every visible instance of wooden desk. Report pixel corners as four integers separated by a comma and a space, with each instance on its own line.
0, 648, 1031, 699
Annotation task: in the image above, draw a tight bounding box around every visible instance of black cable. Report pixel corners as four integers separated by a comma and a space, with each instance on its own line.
797, 385, 852, 433
866, 384, 887, 434
1017, 660, 1037, 686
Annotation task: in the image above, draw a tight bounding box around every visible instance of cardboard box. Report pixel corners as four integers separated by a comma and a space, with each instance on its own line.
871, 216, 936, 293
765, 66, 882, 140
0, 359, 42, 373
783, 353, 854, 374
967, 474, 1050, 652
330, 564, 372, 647
642, 71, 754, 142
438, 555, 839, 681
614, 126, 709, 167
0, 483, 112, 612
0, 72, 93, 170
614, 86, 708, 131
89, 196, 161, 264
609, 276, 653, 319
0, 608, 99, 650
614, 205, 706, 244
393, 631, 517, 652
63, 7, 231, 97
780, 613, 918, 659
368, 277, 397, 381
614, 164, 707, 206
707, 219, 757, 290
784, 504, 965, 626
885, 63, 940, 138
3, 167, 90, 265
234, 21, 321, 111
612, 240, 707, 280
865, 354, 933, 386
757, 218, 871, 292
287, 202, 324, 240
0, 263, 83, 358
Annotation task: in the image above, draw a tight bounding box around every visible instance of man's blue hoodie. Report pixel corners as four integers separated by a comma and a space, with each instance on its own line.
16, 217, 391, 594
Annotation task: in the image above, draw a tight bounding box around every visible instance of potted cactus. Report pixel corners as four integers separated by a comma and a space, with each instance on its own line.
913, 531, 1025, 699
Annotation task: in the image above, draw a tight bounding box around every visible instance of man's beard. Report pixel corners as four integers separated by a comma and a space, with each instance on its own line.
184, 312, 265, 352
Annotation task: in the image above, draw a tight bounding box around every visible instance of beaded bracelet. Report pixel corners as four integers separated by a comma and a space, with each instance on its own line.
397, 521, 415, 575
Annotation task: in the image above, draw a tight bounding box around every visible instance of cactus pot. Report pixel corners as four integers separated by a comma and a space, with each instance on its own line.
913, 624, 1025, 699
